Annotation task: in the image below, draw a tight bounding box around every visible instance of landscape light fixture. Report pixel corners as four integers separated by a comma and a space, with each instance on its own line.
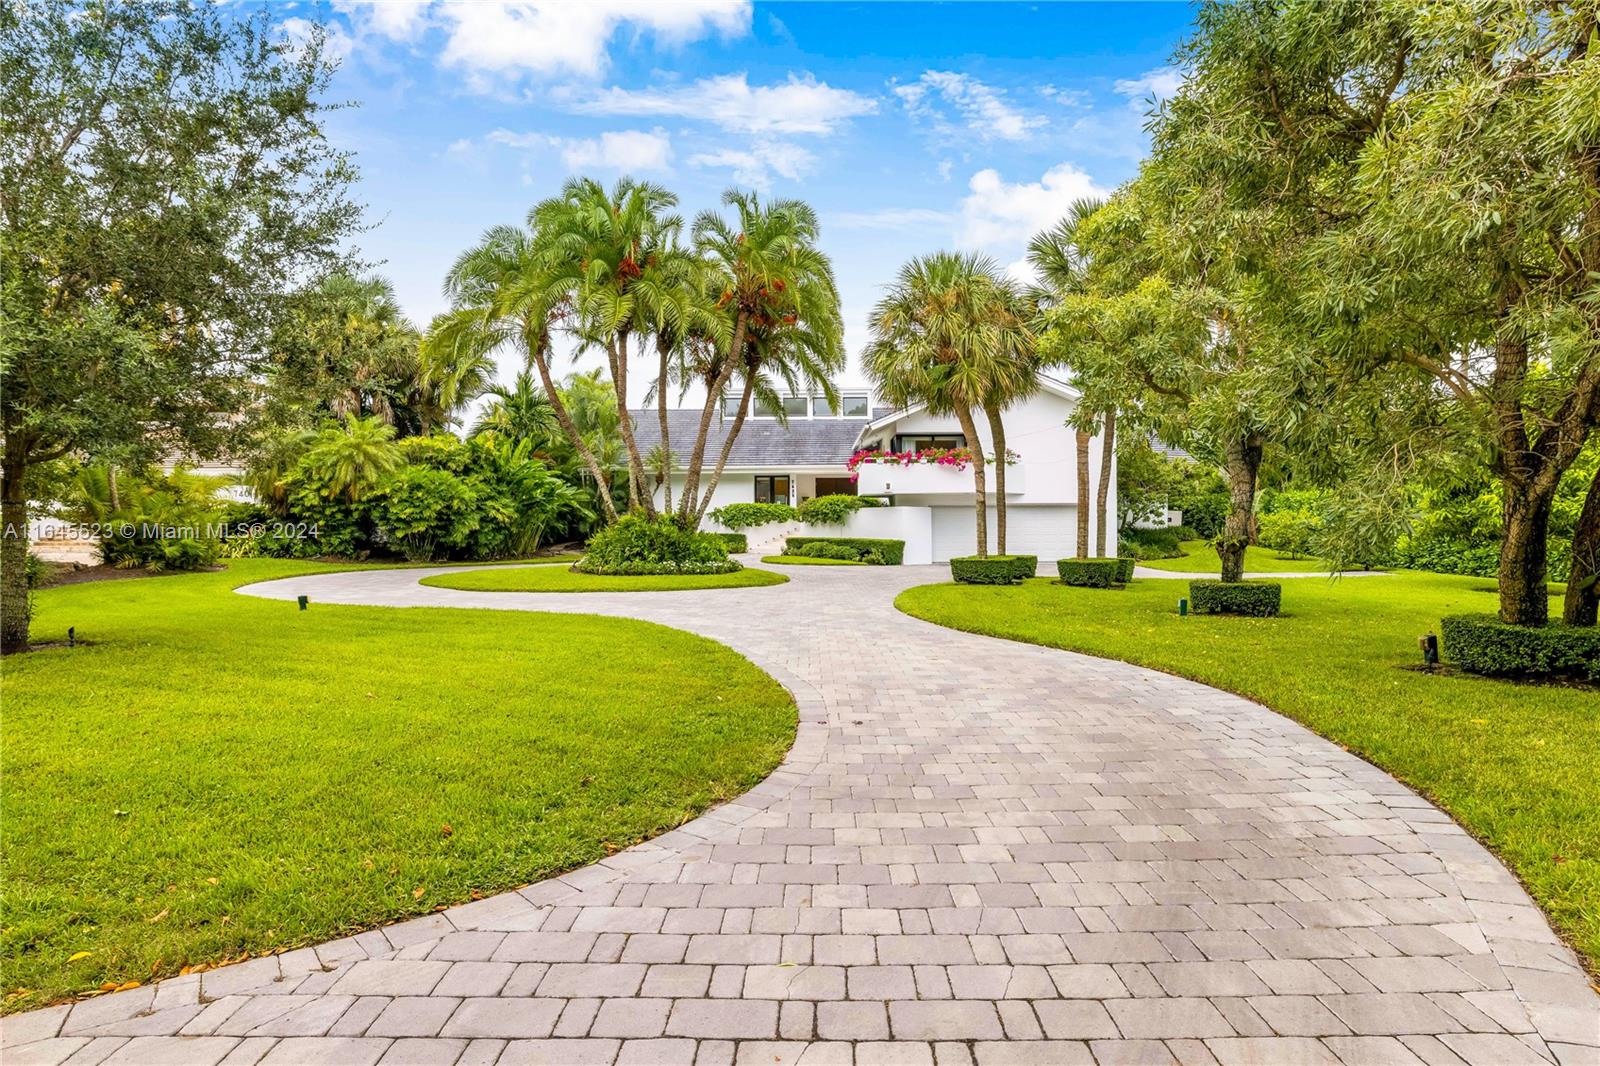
1419, 633, 1439, 668
1178, 598, 1188, 616
297, 595, 309, 611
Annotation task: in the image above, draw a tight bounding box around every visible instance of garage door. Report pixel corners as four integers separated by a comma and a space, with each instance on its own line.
931, 505, 1077, 562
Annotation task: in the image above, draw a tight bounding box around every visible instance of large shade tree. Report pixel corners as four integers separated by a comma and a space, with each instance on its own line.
0, 0, 361, 652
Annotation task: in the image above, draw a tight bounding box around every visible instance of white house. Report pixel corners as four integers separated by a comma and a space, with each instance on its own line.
634, 373, 1116, 563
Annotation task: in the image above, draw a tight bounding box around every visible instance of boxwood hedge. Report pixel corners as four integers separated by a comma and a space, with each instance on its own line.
951, 555, 1035, 585
1441, 614, 1600, 681
784, 536, 904, 566
1058, 558, 1120, 588
708, 532, 748, 553
1189, 579, 1282, 617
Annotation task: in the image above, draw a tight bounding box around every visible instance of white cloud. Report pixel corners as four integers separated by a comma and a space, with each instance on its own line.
1114, 65, 1184, 103
894, 70, 1044, 142
439, 1, 750, 85
559, 129, 674, 172
958, 163, 1108, 251
689, 140, 812, 188
575, 73, 875, 135
279, 16, 355, 63
332, 1, 430, 42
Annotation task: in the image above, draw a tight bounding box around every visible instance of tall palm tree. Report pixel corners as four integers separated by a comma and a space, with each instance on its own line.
682, 189, 845, 525
980, 283, 1038, 555
425, 223, 619, 522
865, 252, 1022, 558
533, 177, 682, 516
291, 274, 424, 429
470, 370, 560, 448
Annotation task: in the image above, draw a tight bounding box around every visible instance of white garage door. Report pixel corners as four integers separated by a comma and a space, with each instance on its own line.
931, 505, 1077, 562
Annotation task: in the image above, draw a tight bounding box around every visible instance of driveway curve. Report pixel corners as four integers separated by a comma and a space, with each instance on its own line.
5, 562, 1594, 1066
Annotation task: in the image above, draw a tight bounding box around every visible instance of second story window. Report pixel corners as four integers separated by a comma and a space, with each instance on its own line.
816, 393, 869, 417
753, 395, 809, 418
721, 394, 742, 418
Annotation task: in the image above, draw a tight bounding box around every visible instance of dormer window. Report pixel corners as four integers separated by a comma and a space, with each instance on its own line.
753, 395, 809, 418
816, 393, 869, 418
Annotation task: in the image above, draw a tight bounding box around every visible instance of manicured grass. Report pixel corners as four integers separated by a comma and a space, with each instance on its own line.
897, 571, 1600, 973
2, 559, 796, 1012
760, 554, 864, 566
419, 565, 788, 593
1137, 539, 1340, 573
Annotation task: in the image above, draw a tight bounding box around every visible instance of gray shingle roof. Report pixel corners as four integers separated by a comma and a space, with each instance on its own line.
630, 408, 884, 468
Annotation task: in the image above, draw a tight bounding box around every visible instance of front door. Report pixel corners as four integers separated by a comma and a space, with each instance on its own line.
754, 475, 791, 504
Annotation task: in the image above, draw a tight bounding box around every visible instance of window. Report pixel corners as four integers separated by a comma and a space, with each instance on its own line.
753, 395, 808, 418
754, 475, 791, 504
721, 394, 743, 418
815, 393, 869, 418
893, 433, 966, 452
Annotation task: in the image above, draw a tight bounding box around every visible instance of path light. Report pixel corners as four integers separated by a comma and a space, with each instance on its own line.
1419, 633, 1439, 669
1178, 598, 1188, 616
67, 626, 75, 647
297, 595, 309, 611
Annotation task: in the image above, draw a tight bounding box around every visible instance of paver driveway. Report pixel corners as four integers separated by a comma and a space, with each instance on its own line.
5, 562, 1596, 1066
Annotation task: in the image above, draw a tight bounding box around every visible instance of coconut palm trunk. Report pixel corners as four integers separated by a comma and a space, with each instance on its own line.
607, 333, 655, 516
678, 314, 749, 524
694, 370, 758, 526
1075, 428, 1092, 558
655, 333, 674, 514
984, 404, 1009, 555
527, 331, 619, 523
1095, 408, 1116, 557
956, 402, 990, 557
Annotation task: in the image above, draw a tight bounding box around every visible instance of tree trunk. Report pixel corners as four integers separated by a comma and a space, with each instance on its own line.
1218, 434, 1264, 583
956, 403, 989, 558
984, 404, 1008, 555
528, 328, 618, 523
1095, 408, 1116, 558
693, 370, 757, 528
1075, 428, 1092, 558
1564, 462, 1600, 626
656, 332, 673, 515
2, 446, 33, 654
1499, 482, 1556, 626
607, 333, 653, 517
678, 311, 749, 522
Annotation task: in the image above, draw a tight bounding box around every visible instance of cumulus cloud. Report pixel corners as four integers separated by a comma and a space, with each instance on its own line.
438, 1, 750, 85
279, 16, 355, 63
894, 70, 1045, 142
688, 140, 813, 188
1114, 66, 1184, 103
574, 73, 876, 136
958, 163, 1108, 252
331, 1, 430, 43
476, 127, 674, 173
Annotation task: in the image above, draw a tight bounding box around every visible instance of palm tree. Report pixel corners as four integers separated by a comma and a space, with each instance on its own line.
980, 283, 1038, 555
294, 274, 424, 428
866, 252, 1021, 559
471, 371, 560, 448
682, 189, 845, 525
426, 223, 620, 522
303, 416, 402, 503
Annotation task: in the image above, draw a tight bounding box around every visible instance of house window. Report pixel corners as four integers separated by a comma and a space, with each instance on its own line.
754, 475, 791, 504
754, 396, 808, 418
893, 433, 966, 452
816, 393, 869, 417
721, 394, 743, 418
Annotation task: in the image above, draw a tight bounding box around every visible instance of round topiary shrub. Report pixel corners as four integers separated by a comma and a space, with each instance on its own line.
576, 515, 741, 575
1058, 558, 1120, 588
951, 555, 1033, 585
1189, 579, 1281, 616
1441, 614, 1600, 681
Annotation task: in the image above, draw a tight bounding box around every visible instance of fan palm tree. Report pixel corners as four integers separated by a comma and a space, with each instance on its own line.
303, 416, 402, 503
682, 189, 845, 525
471, 371, 560, 448
865, 252, 1021, 558
425, 223, 619, 522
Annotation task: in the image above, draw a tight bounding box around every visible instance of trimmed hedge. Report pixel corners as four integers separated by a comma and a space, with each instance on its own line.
951, 555, 1035, 585
1115, 556, 1136, 583
1058, 558, 1120, 588
572, 558, 742, 576
1189, 579, 1282, 617
1441, 614, 1600, 681
785, 536, 904, 566
708, 532, 748, 553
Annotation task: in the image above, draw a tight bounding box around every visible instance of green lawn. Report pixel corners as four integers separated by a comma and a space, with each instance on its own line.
760, 555, 865, 566
2, 559, 796, 1012
420, 565, 788, 593
897, 571, 1600, 974
1137, 539, 1340, 573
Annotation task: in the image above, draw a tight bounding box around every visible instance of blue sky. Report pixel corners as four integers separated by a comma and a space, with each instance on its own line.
279, 1, 1196, 392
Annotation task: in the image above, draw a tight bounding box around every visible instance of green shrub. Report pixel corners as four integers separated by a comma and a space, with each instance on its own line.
578, 515, 738, 575
1115, 556, 1136, 583
1189, 580, 1282, 617
796, 493, 881, 525
709, 532, 748, 553
1058, 558, 1120, 588
785, 536, 904, 565
1441, 614, 1600, 681
367, 465, 480, 562
793, 541, 862, 560
709, 502, 796, 529
1257, 509, 1322, 559
1120, 526, 1190, 560
950, 555, 1034, 585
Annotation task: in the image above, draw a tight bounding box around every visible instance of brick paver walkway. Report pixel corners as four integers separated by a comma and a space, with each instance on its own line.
5, 563, 1596, 1066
